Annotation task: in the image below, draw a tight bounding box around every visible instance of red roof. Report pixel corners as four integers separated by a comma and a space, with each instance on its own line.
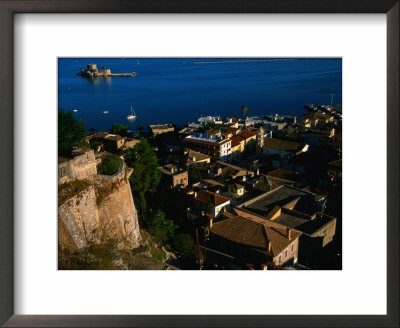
239, 132, 257, 140
195, 190, 230, 207
231, 136, 244, 148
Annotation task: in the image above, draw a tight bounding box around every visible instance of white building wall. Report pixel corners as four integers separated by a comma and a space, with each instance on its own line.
214, 200, 231, 217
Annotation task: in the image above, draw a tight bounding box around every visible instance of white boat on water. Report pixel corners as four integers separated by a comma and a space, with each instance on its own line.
127, 106, 136, 120
103, 110, 109, 114
73, 109, 78, 112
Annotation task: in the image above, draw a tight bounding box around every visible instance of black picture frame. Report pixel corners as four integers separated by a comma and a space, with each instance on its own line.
0, 1, 398, 327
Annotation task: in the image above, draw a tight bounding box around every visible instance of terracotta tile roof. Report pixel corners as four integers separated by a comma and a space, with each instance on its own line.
185, 149, 211, 163
195, 190, 230, 207
212, 161, 251, 178
212, 210, 301, 257
300, 112, 334, 121
231, 136, 244, 148
212, 215, 269, 250
159, 165, 186, 176
240, 131, 257, 140
86, 132, 108, 141
264, 224, 301, 256
214, 161, 247, 172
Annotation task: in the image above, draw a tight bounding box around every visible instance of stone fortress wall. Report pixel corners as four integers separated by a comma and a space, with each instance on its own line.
58, 150, 97, 185
58, 149, 140, 253
93, 160, 132, 189
58, 185, 99, 251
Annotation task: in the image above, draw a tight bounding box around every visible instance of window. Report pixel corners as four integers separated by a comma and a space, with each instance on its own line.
285, 250, 288, 258
291, 244, 294, 252
279, 255, 282, 264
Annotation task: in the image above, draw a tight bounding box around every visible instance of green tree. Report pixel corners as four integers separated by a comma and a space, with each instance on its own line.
173, 233, 195, 259
109, 124, 129, 136
198, 121, 222, 132
100, 154, 120, 175
89, 140, 103, 151
58, 108, 87, 156
124, 138, 161, 217
147, 210, 176, 242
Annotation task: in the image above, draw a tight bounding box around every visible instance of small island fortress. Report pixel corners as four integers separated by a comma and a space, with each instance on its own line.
77, 63, 137, 78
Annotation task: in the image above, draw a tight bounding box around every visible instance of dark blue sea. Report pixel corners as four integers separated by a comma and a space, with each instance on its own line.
58, 58, 342, 132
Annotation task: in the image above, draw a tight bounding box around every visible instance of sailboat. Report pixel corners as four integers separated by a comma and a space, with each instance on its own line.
127, 105, 136, 120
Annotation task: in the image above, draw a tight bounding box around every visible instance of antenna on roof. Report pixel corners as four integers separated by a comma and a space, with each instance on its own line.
330, 94, 335, 107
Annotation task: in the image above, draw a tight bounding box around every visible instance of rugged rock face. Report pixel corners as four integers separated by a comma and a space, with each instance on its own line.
97, 180, 140, 248
58, 185, 98, 251
58, 160, 141, 253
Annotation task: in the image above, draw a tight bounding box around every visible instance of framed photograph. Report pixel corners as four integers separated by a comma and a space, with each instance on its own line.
1, 1, 398, 327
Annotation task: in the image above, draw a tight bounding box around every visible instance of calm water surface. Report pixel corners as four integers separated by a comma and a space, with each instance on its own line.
58, 58, 342, 132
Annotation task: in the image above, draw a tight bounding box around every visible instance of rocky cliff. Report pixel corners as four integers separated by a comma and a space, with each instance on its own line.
58, 160, 141, 253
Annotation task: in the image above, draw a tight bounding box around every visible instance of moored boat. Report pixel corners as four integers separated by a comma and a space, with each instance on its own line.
127, 106, 136, 120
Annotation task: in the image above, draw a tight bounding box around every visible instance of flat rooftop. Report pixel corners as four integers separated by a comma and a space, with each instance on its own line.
239, 185, 318, 216
273, 210, 336, 235
185, 134, 229, 144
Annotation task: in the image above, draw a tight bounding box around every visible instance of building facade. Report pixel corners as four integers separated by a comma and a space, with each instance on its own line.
159, 164, 189, 189
185, 133, 232, 162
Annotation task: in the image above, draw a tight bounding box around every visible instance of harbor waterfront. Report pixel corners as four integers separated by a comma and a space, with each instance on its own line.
58, 58, 342, 133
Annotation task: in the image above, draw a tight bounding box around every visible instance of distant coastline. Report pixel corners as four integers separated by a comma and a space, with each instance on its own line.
192, 59, 298, 65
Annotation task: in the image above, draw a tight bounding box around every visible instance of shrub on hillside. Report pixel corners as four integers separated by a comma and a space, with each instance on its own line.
147, 210, 176, 243
100, 154, 120, 175
173, 233, 195, 259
